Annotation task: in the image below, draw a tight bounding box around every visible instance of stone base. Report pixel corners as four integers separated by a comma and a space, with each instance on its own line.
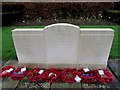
18, 63, 107, 70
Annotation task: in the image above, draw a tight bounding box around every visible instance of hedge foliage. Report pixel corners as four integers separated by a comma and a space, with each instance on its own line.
2, 2, 114, 20
2, 3, 24, 26
2, 11, 22, 26
102, 10, 120, 24
22, 2, 114, 19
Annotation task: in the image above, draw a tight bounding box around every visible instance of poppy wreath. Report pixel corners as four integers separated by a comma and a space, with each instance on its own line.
94, 69, 114, 83
61, 68, 77, 83
10, 67, 29, 80
0, 66, 15, 79
44, 68, 61, 83
77, 68, 96, 83
27, 68, 46, 81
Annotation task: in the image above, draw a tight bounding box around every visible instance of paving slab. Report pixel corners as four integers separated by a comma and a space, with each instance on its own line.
0, 80, 2, 90
105, 68, 120, 88
17, 78, 50, 89
2, 60, 18, 67
108, 59, 120, 80
2, 60, 19, 89
0, 60, 7, 67
2, 78, 19, 89
82, 82, 107, 90
51, 82, 82, 89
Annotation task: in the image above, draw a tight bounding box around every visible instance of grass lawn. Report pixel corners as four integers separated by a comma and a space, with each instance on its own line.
2, 26, 120, 60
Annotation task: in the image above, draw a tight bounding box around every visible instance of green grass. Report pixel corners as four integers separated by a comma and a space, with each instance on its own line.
2, 26, 120, 60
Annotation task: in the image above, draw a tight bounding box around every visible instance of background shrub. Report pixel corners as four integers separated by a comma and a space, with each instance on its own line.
2, 3, 24, 26
102, 10, 120, 24
2, 2, 114, 20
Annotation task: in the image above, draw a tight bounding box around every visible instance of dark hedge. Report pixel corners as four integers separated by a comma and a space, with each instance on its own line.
102, 10, 120, 24
2, 2, 114, 20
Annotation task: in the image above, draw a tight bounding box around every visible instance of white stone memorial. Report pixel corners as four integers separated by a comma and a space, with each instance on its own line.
12, 23, 114, 69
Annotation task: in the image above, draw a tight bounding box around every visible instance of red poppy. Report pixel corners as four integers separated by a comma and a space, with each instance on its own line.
77, 68, 96, 83
61, 68, 77, 83
0, 66, 15, 79
44, 68, 61, 83
94, 69, 114, 83
27, 68, 46, 81
10, 67, 29, 80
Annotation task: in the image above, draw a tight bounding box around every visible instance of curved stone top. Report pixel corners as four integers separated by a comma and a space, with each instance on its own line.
44, 23, 80, 30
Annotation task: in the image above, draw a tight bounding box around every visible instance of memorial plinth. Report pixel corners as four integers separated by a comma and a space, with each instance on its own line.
12, 23, 114, 69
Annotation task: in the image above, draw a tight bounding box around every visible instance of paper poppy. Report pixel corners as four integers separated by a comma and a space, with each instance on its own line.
77, 68, 96, 83
44, 68, 61, 83
10, 67, 29, 80
27, 68, 46, 81
0, 66, 15, 79
94, 69, 114, 83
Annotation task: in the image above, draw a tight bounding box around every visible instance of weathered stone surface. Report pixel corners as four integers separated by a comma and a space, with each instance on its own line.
105, 68, 120, 88
82, 82, 107, 89
17, 79, 50, 89
108, 59, 120, 79
2, 78, 19, 88
2, 60, 19, 68
0, 80, 2, 90
51, 82, 82, 88
0, 60, 7, 67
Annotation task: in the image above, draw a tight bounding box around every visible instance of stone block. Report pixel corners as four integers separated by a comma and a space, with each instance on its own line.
12, 23, 114, 69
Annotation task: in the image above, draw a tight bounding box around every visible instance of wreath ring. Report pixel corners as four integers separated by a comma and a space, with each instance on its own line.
10, 67, 29, 80
94, 69, 114, 83
0, 66, 15, 79
44, 68, 61, 83
77, 69, 96, 83
27, 68, 46, 81
61, 68, 77, 83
